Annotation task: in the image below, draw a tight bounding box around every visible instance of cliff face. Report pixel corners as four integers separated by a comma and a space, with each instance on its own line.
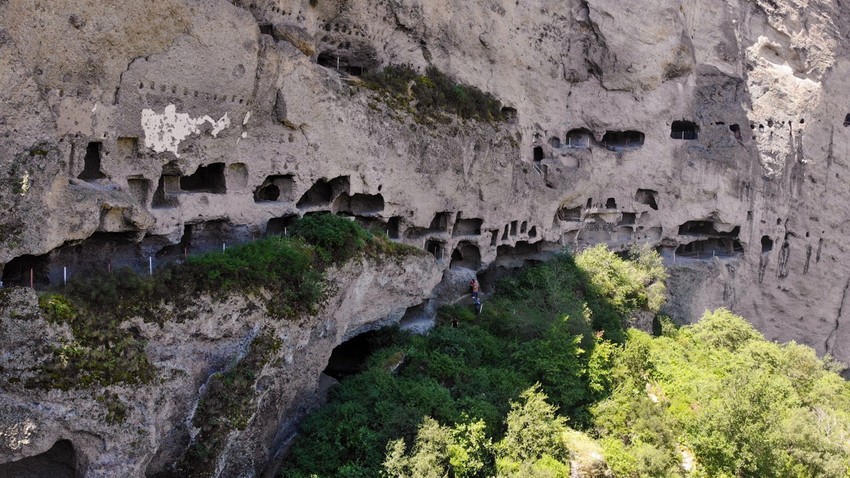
0, 254, 440, 476
1, 0, 849, 474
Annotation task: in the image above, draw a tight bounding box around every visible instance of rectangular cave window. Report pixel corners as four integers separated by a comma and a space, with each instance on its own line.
619, 212, 636, 225
510, 220, 518, 236
259, 23, 273, 35
533, 146, 545, 162
566, 128, 592, 149
425, 239, 444, 260
180, 163, 226, 194
127, 177, 151, 206
844, 114, 850, 127
266, 215, 298, 235
670, 120, 699, 140
452, 217, 483, 236
602, 131, 644, 151
605, 198, 617, 209
78, 142, 106, 181
151, 175, 180, 209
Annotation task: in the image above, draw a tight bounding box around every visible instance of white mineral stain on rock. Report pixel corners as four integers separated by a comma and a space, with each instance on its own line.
141, 104, 230, 157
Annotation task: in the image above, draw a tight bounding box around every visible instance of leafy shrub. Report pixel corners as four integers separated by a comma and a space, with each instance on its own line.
291, 213, 371, 266
363, 65, 506, 124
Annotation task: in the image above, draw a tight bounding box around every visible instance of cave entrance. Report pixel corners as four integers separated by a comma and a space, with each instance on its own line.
635, 189, 658, 210
450, 242, 481, 270
676, 238, 743, 257
556, 206, 582, 222
1, 253, 51, 288
425, 239, 444, 260
566, 128, 593, 149
296, 176, 350, 210
601, 131, 644, 151
334, 193, 385, 216
78, 142, 106, 181
0, 439, 77, 478
323, 328, 398, 381
180, 163, 227, 194
254, 175, 295, 203
266, 215, 298, 236
670, 120, 699, 140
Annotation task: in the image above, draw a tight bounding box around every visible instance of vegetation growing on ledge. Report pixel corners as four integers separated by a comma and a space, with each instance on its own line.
178, 329, 282, 478
25, 214, 420, 391
280, 245, 850, 478
362, 65, 507, 124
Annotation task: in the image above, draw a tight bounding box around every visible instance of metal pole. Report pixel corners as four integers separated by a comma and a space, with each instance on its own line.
30, 269, 33, 289
184, 247, 188, 260
63, 267, 67, 286
149, 257, 153, 276
284, 227, 287, 236
223, 243, 226, 252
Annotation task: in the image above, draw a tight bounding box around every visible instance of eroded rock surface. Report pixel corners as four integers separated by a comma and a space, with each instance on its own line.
1, 0, 850, 475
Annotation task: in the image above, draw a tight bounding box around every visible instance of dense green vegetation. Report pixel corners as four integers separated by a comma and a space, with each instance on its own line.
363, 65, 506, 124
28, 214, 420, 391
279, 245, 850, 478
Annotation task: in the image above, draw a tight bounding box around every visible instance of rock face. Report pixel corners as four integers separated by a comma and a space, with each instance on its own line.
0, 254, 440, 477
1, 0, 849, 475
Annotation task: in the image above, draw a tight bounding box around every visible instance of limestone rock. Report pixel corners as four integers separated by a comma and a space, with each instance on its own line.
1, 0, 850, 475
271, 23, 315, 57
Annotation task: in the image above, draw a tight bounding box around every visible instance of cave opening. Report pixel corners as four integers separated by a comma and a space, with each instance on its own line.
548, 136, 561, 149
635, 189, 659, 210
266, 215, 299, 235
334, 193, 385, 215
429, 212, 452, 233
557, 206, 582, 222
450, 242, 481, 270
425, 239, 444, 260
317, 51, 366, 76
844, 114, 850, 127
601, 131, 644, 151
761, 235, 774, 254
323, 329, 399, 381
452, 217, 483, 236
676, 238, 743, 257
296, 176, 350, 210
566, 128, 593, 149
678, 221, 739, 237
127, 176, 151, 206
180, 163, 227, 194
254, 175, 295, 203
605, 198, 617, 209
78, 142, 106, 181
1, 253, 51, 287
0, 439, 77, 478
533, 146, 544, 162
670, 120, 699, 140
501, 106, 517, 123
151, 174, 180, 209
